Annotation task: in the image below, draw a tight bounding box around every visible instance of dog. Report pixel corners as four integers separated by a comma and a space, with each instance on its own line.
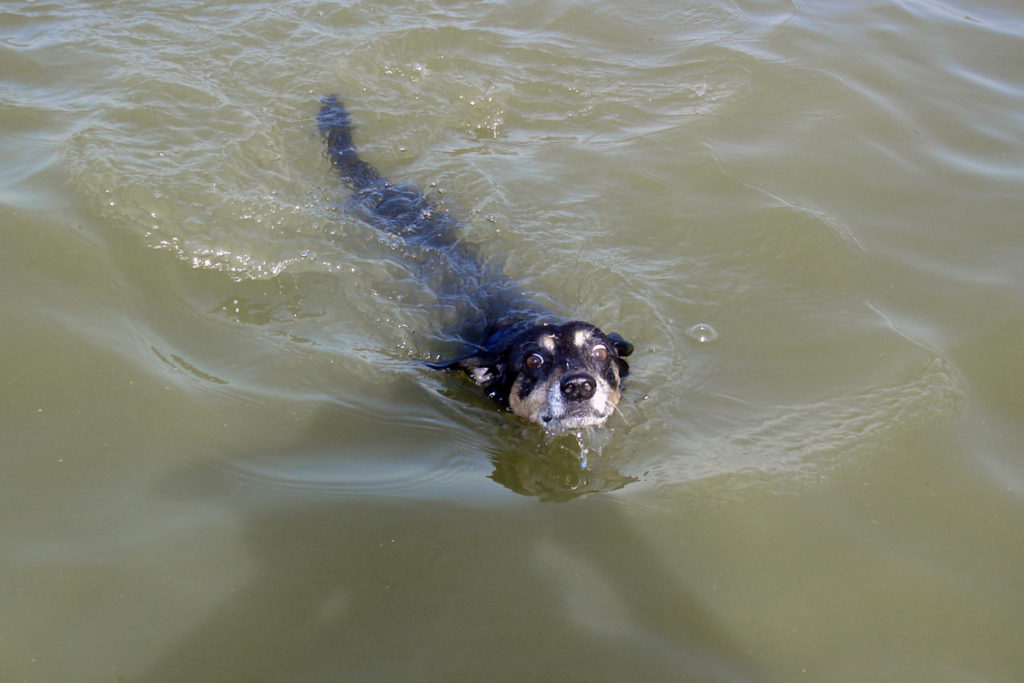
317, 96, 633, 432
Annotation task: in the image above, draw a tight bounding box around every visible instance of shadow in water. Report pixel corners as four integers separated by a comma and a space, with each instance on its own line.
140, 429, 766, 682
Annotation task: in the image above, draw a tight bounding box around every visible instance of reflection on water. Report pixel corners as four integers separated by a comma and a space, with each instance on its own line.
487, 432, 638, 501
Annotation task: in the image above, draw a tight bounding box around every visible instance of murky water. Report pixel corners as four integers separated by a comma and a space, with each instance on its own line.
3, 0, 1023, 680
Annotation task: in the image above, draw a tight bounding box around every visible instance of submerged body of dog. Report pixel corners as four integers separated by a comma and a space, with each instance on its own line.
317, 96, 633, 432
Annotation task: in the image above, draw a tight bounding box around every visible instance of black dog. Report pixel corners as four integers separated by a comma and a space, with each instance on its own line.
317, 96, 633, 432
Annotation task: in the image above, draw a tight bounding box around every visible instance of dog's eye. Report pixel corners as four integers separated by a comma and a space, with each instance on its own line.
591, 344, 608, 362
525, 353, 544, 370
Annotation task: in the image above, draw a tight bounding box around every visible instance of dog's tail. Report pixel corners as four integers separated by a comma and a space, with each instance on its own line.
317, 95, 380, 189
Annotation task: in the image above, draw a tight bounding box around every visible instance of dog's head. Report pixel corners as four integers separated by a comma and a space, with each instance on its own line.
431, 321, 634, 432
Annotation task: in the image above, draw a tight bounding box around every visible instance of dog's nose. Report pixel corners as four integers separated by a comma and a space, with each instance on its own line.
560, 373, 596, 401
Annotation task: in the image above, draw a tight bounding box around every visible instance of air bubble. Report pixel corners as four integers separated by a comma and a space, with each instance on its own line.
686, 323, 718, 343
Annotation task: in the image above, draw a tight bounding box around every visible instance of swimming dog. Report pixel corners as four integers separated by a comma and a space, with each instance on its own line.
317, 96, 633, 432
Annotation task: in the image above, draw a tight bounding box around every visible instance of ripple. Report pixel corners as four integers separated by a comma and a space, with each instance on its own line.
632, 353, 966, 493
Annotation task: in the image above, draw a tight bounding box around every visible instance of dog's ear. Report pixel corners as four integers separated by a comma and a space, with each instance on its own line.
607, 332, 634, 358
424, 351, 506, 387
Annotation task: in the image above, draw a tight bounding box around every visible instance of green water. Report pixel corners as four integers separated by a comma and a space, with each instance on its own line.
2, 0, 1023, 680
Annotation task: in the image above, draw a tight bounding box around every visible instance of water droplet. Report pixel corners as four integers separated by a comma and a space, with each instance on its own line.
686, 323, 718, 343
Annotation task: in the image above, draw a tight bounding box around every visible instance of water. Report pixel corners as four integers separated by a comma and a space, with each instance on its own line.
2, 0, 1023, 680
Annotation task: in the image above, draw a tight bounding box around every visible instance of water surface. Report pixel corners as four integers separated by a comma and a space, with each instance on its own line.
3, 0, 1023, 680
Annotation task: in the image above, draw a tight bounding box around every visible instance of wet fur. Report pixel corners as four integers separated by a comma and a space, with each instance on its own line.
317, 96, 633, 432
506, 322, 627, 430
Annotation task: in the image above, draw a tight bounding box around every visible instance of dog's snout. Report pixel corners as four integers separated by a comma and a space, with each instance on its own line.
560, 373, 596, 401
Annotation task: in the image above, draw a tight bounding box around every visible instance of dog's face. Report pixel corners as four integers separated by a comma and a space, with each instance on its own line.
433, 321, 633, 432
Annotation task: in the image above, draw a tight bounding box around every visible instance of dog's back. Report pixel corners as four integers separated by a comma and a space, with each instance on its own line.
317, 96, 547, 345
318, 96, 632, 431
